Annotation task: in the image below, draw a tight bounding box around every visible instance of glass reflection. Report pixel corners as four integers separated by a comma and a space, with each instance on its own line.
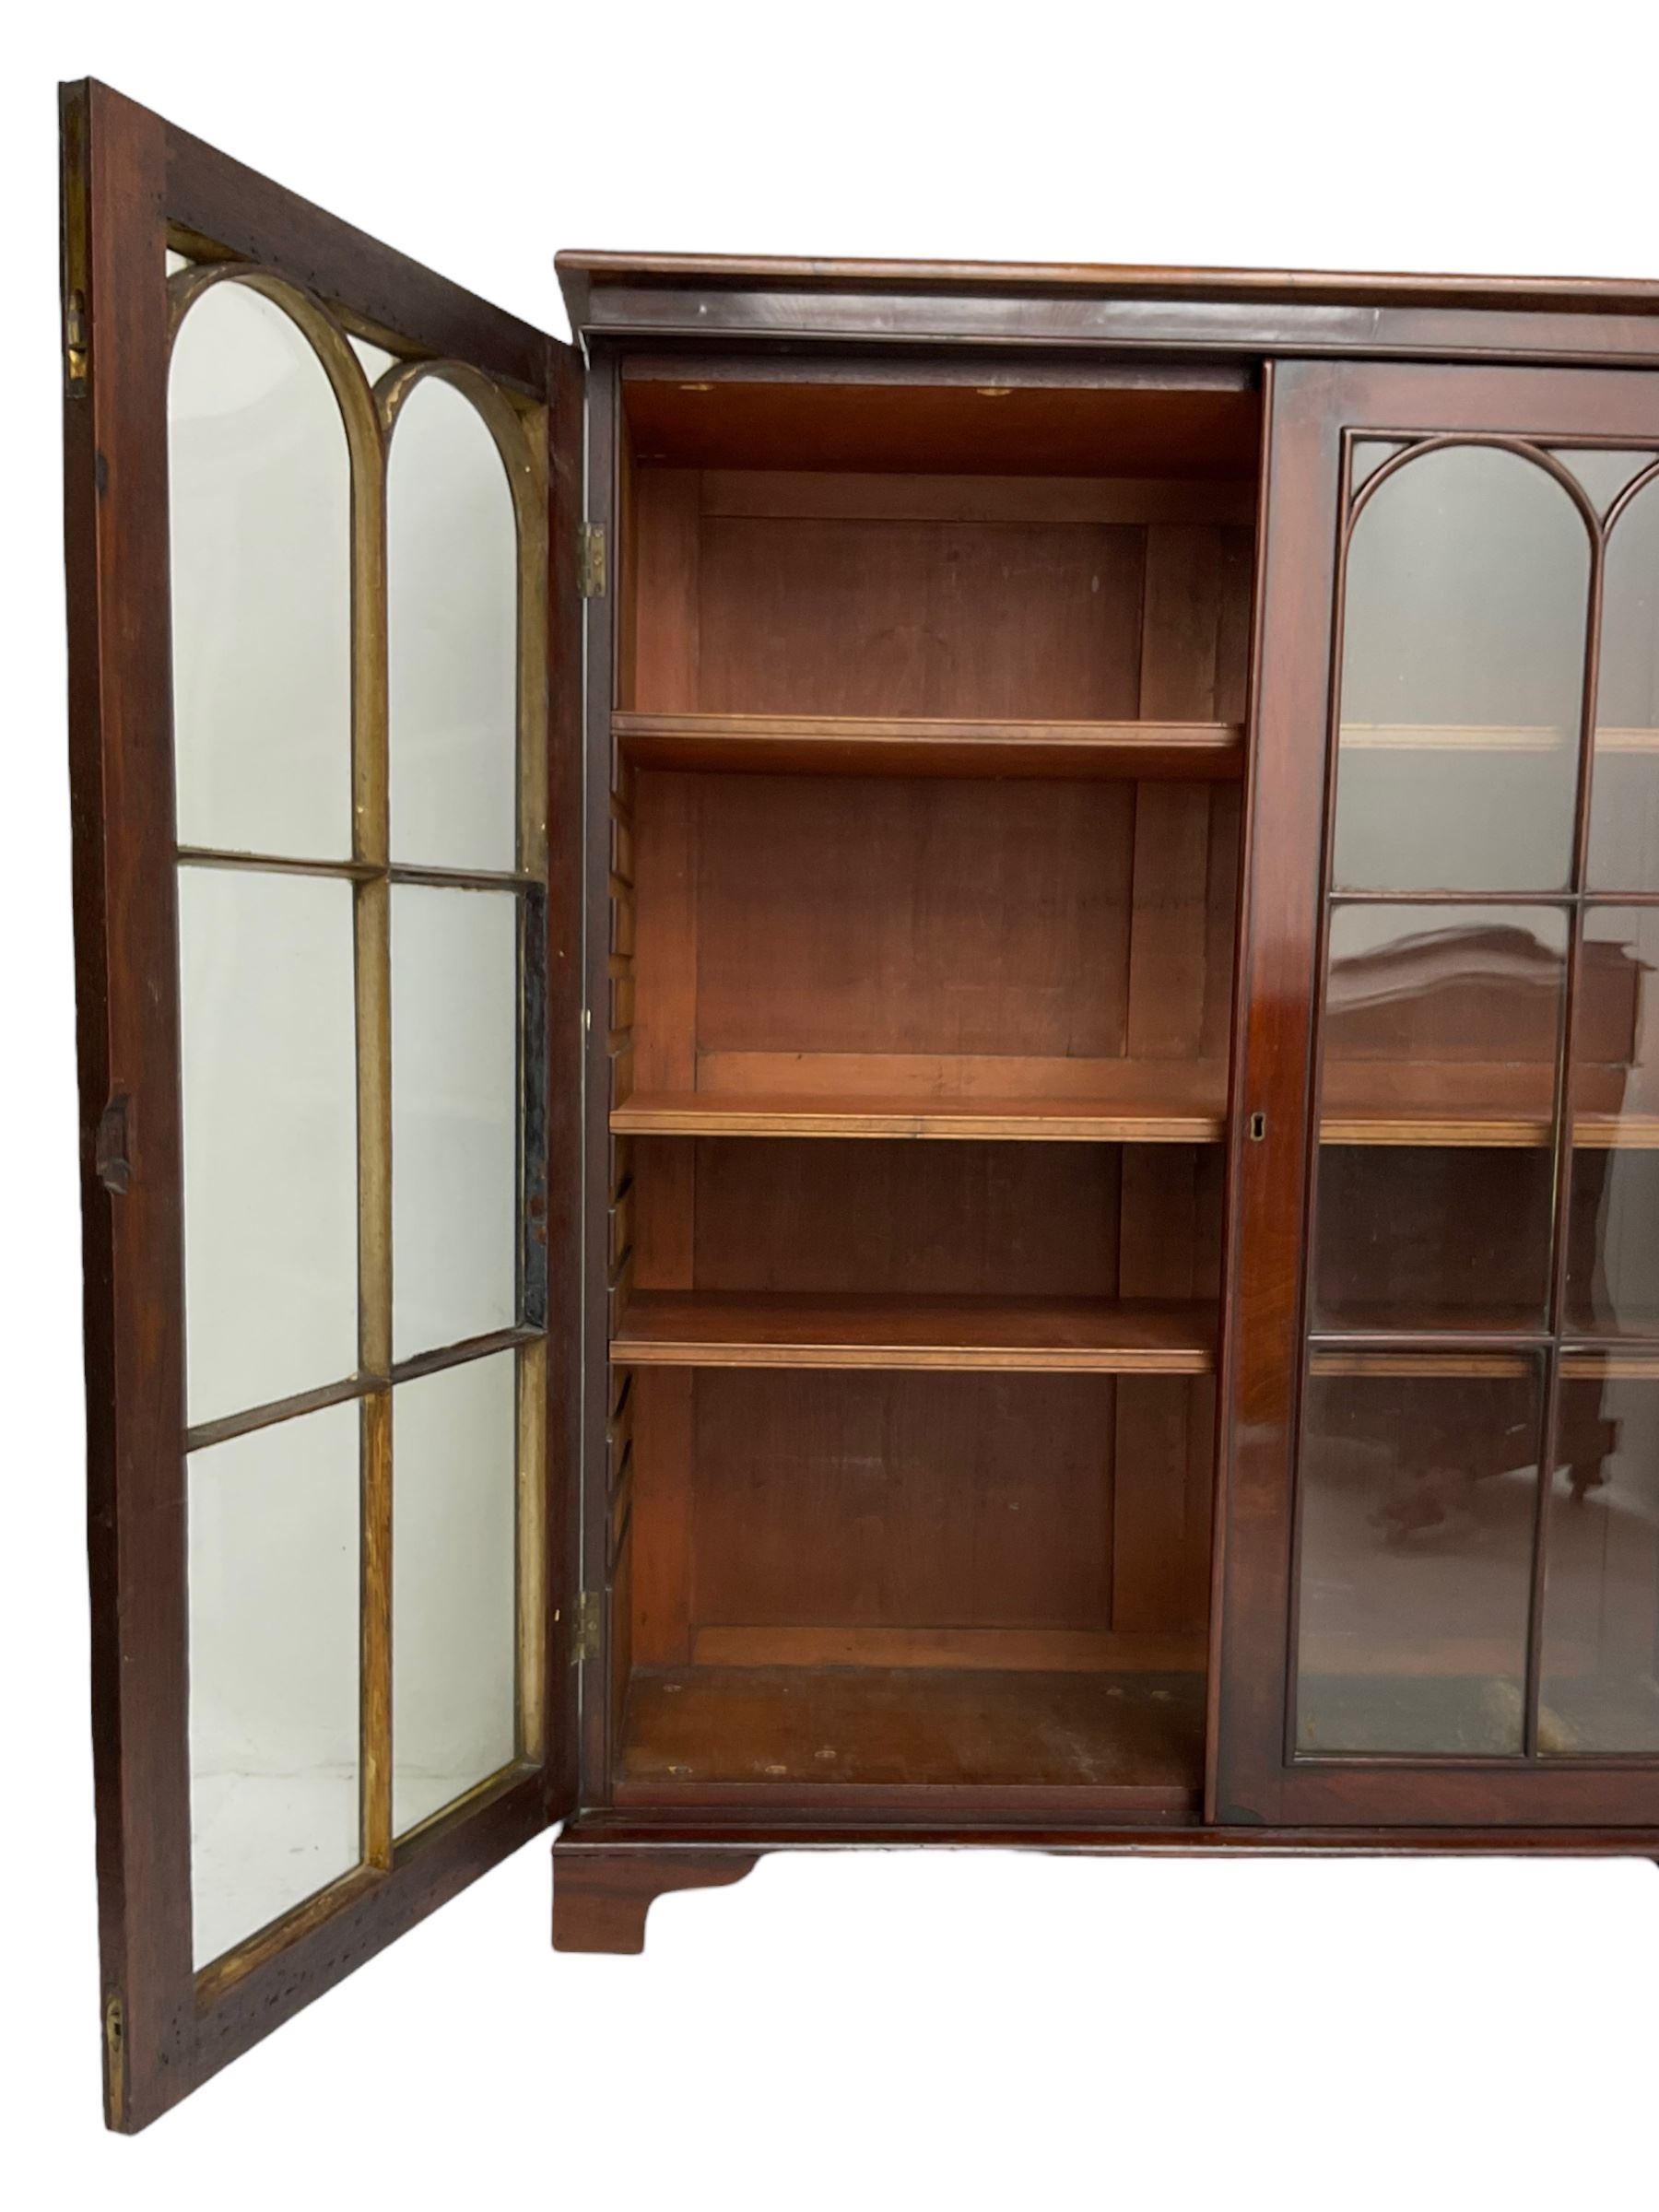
188, 1403, 359, 1966
1335, 444, 1589, 891
1315, 905, 1567, 1334
393, 1352, 518, 1833
170, 281, 352, 860
1539, 1374, 1659, 1753
1319, 901, 1567, 1147
388, 377, 519, 873
1566, 906, 1659, 1335
1296, 1360, 1544, 1754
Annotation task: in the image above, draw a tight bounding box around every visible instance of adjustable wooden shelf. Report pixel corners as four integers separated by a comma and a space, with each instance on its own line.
610, 1074, 1230, 1143
610, 1289, 1218, 1372
613, 710, 1246, 781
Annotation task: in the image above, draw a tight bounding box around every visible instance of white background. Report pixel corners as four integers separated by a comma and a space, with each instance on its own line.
6, 4, 1659, 2203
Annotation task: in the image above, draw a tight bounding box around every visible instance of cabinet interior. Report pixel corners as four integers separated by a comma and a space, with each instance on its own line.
600, 368, 1260, 1812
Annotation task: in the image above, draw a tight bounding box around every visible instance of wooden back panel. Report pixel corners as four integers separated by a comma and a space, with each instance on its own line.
610, 435, 1253, 1757
625, 465, 1253, 722
636, 1136, 1124, 1299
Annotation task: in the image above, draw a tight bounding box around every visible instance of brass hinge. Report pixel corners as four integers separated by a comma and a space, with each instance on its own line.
65, 292, 90, 394
61, 94, 91, 397
571, 1588, 604, 1665
104, 1993, 125, 2130
577, 522, 606, 598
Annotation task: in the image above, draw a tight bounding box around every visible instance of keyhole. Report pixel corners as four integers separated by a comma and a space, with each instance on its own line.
1248, 1111, 1267, 1143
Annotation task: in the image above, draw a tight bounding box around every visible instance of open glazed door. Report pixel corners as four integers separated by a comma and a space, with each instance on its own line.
60, 81, 582, 2128
1217, 358, 1659, 1830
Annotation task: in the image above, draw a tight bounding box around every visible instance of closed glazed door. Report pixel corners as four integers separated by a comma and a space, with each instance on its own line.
1216, 359, 1659, 1828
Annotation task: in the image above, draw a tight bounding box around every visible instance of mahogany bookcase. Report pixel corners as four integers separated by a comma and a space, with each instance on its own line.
60, 77, 1659, 2131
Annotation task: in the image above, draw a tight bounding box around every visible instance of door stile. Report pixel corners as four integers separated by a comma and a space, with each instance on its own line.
1204, 358, 1280, 1823
62, 81, 195, 2130
578, 349, 621, 1806
1276, 421, 1375, 1777
544, 332, 587, 1818
1212, 362, 1344, 1828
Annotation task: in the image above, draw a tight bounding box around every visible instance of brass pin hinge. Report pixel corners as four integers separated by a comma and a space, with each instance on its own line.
577, 522, 606, 598
61, 94, 91, 397
65, 293, 90, 394
104, 1993, 125, 2130
571, 1588, 603, 1665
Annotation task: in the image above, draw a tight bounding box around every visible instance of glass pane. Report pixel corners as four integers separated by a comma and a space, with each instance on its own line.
347, 335, 400, 385
393, 1352, 518, 1833
1350, 438, 1406, 491
1568, 1154, 1659, 1337
179, 867, 358, 1425
189, 1402, 359, 1966
1335, 444, 1590, 891
1565, 906, 1659, 1336
1550, 447, 1655, 518
1317, 900, 1567, 1161
1313, 1145, 1555, 1333
391, 886, 519, 1360
1539, 1371, 1659, 1753
1295, 1359, 1544, 1754
1588, 472, 1659, 890
170, 281, 352, 860
388, 377, 518, 872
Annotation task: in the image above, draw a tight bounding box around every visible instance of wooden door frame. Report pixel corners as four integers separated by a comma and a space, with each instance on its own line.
1213, 356, 1659, 1830
62, 78, 582, 2129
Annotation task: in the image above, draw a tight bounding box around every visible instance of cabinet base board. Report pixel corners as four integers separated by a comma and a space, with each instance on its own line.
551, 1817, 1659, 1951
